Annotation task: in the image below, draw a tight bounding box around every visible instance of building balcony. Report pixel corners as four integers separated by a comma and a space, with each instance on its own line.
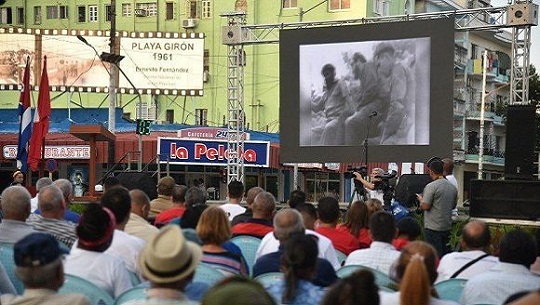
466, 59, 510, 84
464, 148, 505, 165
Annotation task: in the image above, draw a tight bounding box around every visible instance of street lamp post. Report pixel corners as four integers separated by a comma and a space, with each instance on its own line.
99, 52, 143, 171
478, 51, 488, 179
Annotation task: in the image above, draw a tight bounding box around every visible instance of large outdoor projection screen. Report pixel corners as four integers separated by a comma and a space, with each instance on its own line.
279, 18, 455, 163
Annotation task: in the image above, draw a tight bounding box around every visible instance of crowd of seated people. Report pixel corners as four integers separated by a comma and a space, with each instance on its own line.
1, 176, 540, 305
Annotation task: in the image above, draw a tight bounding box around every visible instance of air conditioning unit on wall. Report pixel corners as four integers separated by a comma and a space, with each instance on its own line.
182, 18, 197, 28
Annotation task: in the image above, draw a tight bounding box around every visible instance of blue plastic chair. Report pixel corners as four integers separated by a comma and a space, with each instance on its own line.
59, 274, 114, 305
337, 264, 398, 291
434, 278, 467, 302
230, 235, 262, 275
254, 272, 283, 288
0, 243, 24, 294
114, 287, 147, 305
193, 263, 226, 287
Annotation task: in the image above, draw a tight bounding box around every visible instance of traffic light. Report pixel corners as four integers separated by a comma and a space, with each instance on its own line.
136, 119, 152, 135
220, 168, 227, 183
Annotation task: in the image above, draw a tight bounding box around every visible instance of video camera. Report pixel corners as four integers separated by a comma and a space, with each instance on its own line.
344, 166, 368, 192
344, 166, 368, 180
374, 170, 398, 181
373, 170, 398, 210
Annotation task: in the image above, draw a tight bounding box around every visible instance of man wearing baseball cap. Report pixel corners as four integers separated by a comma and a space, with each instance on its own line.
0, 233, 90, 305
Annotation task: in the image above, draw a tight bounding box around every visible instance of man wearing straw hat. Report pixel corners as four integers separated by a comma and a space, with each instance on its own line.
124, 225, 202, 305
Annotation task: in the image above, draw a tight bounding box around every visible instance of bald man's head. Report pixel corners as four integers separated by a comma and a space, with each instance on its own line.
461, 220, 490, 250
129, 189, 151, 219
273, 208, 305, 242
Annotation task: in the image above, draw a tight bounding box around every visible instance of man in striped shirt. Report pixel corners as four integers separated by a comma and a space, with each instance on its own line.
27, 185, 77, 248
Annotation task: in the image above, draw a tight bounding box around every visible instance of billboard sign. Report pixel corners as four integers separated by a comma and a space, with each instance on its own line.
120, 36, 204, 91
3, 145, 91, 159
158, 137, 269, 167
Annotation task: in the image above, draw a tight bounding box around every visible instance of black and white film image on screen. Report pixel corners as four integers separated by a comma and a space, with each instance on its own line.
299, 38, 430, 147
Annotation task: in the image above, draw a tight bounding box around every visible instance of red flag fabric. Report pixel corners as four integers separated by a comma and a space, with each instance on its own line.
28, 56, 51, 171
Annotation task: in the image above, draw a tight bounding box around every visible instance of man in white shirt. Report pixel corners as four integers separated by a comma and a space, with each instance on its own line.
255, 208, 341, 270
442, 158, 458, 189
100, 187, 146, 277
345, 211, 400, 275
219, 180, 246, 221
437, 220, 498, 283
30, 177, 53, 213
64, 204, 132, 298
461, 230, 540, 305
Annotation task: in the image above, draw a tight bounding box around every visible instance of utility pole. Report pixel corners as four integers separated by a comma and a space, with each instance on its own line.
108, 0, 118, 172
108, 0, 117, 133
478, 50, 488, 179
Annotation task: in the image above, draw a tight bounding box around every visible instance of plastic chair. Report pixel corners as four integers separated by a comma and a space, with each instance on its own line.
0, 243, 24, 294
337, 264, 398, 291
58, 274, 114, 305
114, 287, 147, 305
434, 278, 467, 302
230, 235, 262, 275
335, 250, 348, 266
193, 263, 226, 286
254, 272, 283, 288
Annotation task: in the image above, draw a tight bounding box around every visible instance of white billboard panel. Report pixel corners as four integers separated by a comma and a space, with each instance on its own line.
120, 37, 204, 91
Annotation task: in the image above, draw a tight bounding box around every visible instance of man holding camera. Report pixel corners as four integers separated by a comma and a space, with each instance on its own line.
416, 157, 457, 257
353, 168, 385, 203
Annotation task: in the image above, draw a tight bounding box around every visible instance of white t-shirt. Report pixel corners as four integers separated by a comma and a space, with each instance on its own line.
436, 250, 498, 283
255, 229, 341, 270
64, 248, 133, 298
219, 203, 246, 221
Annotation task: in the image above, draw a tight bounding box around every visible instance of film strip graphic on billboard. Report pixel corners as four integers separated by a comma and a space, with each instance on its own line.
0, 28, 205, 96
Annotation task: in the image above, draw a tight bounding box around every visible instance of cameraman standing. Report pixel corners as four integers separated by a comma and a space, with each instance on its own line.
353, 168, 385, 204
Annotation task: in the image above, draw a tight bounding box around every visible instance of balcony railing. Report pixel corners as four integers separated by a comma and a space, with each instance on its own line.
465, 148, 505, 165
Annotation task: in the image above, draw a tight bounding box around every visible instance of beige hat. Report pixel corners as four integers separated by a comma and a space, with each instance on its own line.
139, 225, 202, 284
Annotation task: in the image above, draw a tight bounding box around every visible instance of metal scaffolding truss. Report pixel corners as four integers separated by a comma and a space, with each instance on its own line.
222, 3, 536, 183
223, 12, 247, 184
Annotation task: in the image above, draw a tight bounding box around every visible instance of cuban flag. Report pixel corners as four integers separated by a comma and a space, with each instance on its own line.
28, 56, 51, 172
16, 57, 32, 171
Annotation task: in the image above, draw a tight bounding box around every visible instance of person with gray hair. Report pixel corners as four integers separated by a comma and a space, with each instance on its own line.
353, 167, 386, 204
255, 206, 341, 270
252, 208, 338, 287
0, 233, 90, 305
42, 178, 80, 223
180, 187, 209, 229
0, 186, 36, 244
27, 185, 78, 248
30, 177, 53, 213
231, 191, 274, 238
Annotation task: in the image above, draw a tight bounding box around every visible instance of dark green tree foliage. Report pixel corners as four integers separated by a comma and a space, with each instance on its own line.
529, 65, 540, 150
